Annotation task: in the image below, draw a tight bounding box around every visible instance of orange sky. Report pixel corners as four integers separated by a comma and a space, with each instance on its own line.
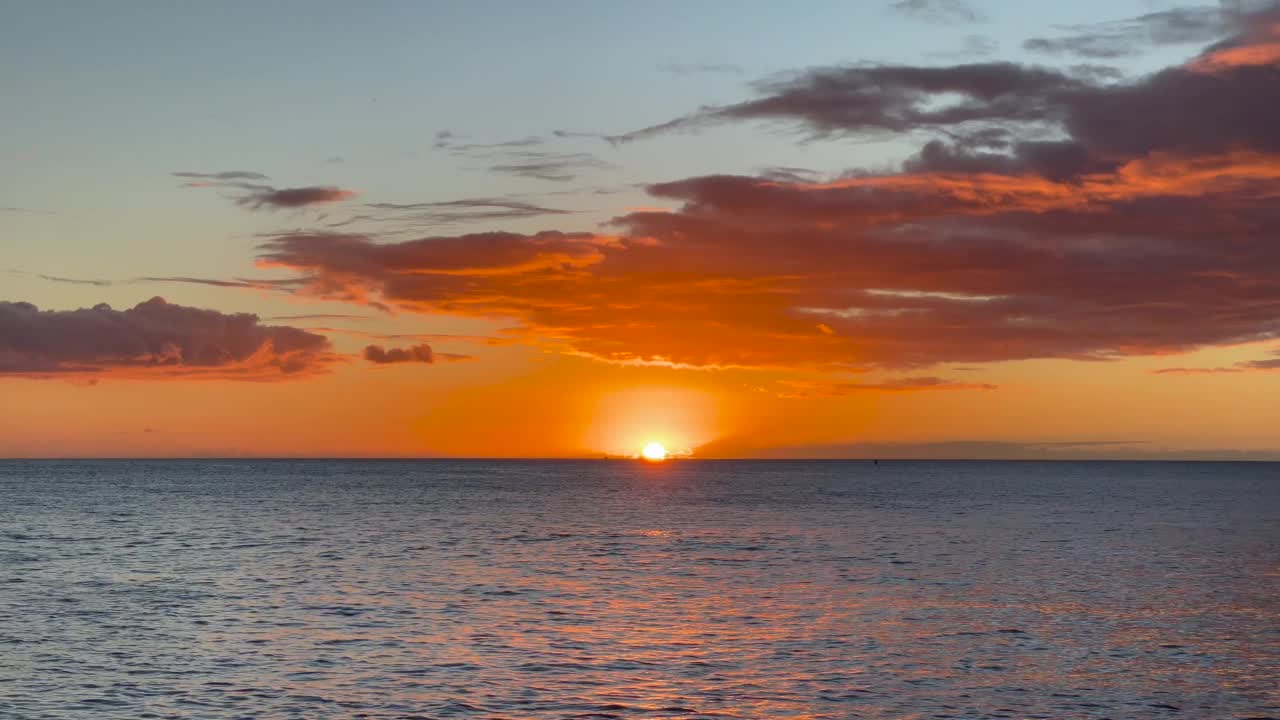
4, 2, 1280, 459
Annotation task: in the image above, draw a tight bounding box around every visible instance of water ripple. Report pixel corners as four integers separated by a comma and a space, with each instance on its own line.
0, 459, 1277, 719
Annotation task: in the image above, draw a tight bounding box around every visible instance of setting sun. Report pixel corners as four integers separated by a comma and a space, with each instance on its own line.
641, 442, 668, 461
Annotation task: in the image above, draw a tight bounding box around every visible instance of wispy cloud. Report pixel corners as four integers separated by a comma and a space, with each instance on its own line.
929, 34, 999, 59
237, 186, 356, 210
435, 134, 613, 182
362, 197, 573, 224
6, 269, 111, 287
1024, 5, 1229, 58
487, 152, 613, 182
175, 170, 356, 210
1154, 349, 1280, 374
659, 61, 746, 75
172, 170, 269, 182
889, 0, 985, 24
776, 377, 998, 397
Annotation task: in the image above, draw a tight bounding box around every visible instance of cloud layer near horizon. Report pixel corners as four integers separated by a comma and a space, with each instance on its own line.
0, 298, 339, 380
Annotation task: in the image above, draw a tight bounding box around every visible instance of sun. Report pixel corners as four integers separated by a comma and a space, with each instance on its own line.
640, 442, 668, 461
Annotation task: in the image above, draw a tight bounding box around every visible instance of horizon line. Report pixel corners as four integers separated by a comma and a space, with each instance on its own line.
2, 456, 1278, 463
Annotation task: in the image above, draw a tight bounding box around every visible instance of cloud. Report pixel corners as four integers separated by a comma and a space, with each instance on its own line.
1190, 1, 1280, 71
344, 198, 574, 229
175, 171, 356, 210
237, 186, 356, 210
1154, 348, 1280, 373
248, 16, 1280, 371
889, 0, 985, 24
487, 152, 612, 182
172, 170, 269, 182
776, 377, 997, 397
6, 269, 111, 287
435, 135, 613, 182
253, 147, 1280, 368
659, 61, 746, 75
608, 62, 1089, 147
609, 8, 1280, 182
0, 297, 340, 380
263, 313, 373, 321
930, 34, 999, 59
314, 326, 505, 345
363, 344, 473, 364
363, 343, 435, 364
137, 276, 303, 290
9, 269, 301, 292
1024, 6, 1228, 58
443, 136, 545, 152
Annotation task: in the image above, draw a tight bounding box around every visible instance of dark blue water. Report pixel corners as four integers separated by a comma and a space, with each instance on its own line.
1, 460, 1277, 719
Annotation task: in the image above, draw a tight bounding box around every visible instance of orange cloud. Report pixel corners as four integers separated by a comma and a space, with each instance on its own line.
230, 19, 1280, 373
254, 145, 1280, 369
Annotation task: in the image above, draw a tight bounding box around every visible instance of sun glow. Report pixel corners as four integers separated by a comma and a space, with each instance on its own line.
641, 442, 668, 461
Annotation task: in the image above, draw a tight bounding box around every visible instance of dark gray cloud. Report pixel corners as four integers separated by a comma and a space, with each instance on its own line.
364, 198, 573, 224
320, 197, 575, 236
237, 186, 356, 210
136, 276, 303, 290
1024, 6, 1228, 58
433, 130, 455, 149
889, 0, 985, 24
611, 4, 1280, 183
11, 269, 303, 293
172, 170, 269, 182
443, 136, 545, 152
487, 152, 612, 182
6, 269, 110, 287
610, 62, 1088, 147
176, 171, 356, 210
435, 133, 612, 182
364, 343, 435, 364
0, 297, 338, 380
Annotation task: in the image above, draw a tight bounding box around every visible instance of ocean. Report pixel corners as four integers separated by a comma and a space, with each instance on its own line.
1, 460, 1277, 719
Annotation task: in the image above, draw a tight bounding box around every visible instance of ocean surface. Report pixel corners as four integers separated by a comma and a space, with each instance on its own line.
1, 460, 1277, 720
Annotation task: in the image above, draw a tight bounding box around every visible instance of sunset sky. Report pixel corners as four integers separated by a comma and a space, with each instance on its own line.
4, 0, 1280, 458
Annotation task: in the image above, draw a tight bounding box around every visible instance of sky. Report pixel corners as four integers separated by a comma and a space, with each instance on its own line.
3, 0, 1280, 459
